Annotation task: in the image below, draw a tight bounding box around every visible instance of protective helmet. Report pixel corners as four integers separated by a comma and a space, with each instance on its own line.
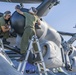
29, 7, 37, 14
15, 5, 21, 9
4, 11, 11, 16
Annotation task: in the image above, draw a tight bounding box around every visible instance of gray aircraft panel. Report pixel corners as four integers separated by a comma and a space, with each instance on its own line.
0, 55, 22, 75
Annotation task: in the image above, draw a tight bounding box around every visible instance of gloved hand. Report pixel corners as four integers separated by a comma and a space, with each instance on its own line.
15, 5, 21, 9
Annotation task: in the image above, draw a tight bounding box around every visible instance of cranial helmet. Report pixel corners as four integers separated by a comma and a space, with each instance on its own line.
15, 5, 21, 9
29, 7, 37, 14
4, 11, 11, 16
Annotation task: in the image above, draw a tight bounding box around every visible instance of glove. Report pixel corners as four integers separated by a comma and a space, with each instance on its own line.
15, 5, 21, 9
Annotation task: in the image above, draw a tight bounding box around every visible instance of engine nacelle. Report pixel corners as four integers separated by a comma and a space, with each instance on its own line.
40, 41, 64, 68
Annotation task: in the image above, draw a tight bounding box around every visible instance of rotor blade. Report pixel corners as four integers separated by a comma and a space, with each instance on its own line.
0, 0, 42, 3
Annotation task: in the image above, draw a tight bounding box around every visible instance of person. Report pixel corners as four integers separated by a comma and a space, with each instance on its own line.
0, 11, 11, 45
15, 5, 41, 61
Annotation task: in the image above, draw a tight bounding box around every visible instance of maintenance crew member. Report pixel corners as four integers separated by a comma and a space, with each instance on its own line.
0, 11, 11, 45
15, 5, 41, 61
